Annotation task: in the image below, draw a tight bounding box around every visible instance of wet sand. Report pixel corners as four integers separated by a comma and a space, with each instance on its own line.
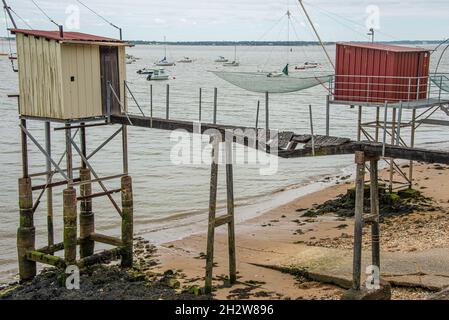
155, 162, 449, 300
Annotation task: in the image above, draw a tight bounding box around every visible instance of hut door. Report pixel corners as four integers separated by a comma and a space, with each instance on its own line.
100, 46, 120, 115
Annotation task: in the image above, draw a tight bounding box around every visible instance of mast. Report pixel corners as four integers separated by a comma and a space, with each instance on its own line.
164, 36, 167, 59
297, 0, 335, 70
234, 45, 237, 61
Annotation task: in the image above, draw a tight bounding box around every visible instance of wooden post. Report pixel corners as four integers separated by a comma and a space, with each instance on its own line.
17, 177, 36, 281
45, 121, 54, 248
199, 88, 202, 122
166, 84, 170, 120
225, 137, 237, 284
375, 107, 380, 142
357, 106, 362, 141
213, 88, 218, 124
352, 151, 365, 290
79, 168, 94, 258
325, 95, 330, 136
205, 136, 220, 294
121, 176, 134, 268
309, 105, 316, 156
370, 159, 381, 269
389, 108, 397, 192
409, 109, 416, 187
20, 119, 28, 178
150, 84, 153, 128
265, 92, 270, 144
63, 188, 77, 265
65, 123, 73, 186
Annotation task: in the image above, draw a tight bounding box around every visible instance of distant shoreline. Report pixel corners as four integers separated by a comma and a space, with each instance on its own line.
130, 40, 442, 46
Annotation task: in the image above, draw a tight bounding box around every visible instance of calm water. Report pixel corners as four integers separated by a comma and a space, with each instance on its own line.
1, 42, 448, 283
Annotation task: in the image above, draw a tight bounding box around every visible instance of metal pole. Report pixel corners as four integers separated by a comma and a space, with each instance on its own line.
255, 100, 260, 130
309, 105, 315, 156
213, 88, 218, 124
166, 84, 170, 120
199, 88, 202, 122
45, 122, 54, 248
106, 81, 112, 122
2, 0, 17, 29
298, 0, 335, 70
325, 95, 330, 136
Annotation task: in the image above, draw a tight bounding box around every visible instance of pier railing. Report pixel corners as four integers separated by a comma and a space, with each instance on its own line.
330, 74, 446, 105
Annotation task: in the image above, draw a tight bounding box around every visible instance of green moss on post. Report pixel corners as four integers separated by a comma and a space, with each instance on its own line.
121, 176, 134, 268
17, 178, 36, 282
63, 188, 77, 265
79, 169, 94, 258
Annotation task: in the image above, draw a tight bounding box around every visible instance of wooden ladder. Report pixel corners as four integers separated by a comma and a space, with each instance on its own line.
205, 135, 237, 294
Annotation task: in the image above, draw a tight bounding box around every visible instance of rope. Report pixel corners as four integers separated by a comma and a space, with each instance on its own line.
30, 0, 59, 28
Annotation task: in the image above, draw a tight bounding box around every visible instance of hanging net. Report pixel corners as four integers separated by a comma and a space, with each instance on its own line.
212, 71, 333, 93
431, 74, 449, 93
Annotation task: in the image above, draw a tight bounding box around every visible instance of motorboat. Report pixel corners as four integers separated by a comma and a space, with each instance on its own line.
147, 69, 170, 81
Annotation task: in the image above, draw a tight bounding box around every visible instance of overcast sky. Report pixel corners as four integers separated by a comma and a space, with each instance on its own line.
2, 0, 448, 41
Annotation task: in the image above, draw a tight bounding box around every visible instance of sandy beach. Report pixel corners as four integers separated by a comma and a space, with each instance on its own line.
154, 162, 449, 300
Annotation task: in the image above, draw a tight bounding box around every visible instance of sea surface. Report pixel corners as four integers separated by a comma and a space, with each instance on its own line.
1, 42, 448, 283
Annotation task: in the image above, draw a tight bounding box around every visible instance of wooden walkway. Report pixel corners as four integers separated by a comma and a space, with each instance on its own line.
111, 114, 449, 165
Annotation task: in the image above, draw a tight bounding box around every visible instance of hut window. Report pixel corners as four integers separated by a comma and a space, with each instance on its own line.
71, 76, 75, 82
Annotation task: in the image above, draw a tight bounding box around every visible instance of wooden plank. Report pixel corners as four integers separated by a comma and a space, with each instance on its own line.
417, 119, 449, 127
90, 233, 122, 247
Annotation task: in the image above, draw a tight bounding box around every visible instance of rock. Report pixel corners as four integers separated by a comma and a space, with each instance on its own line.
167, 279, 181, 289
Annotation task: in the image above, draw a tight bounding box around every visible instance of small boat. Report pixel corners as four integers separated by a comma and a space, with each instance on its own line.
178, 56, 193, 63
137, 68, 155, 75
295, 62, 320, 70
147, 69, 169, 81
223, 61, 240, 67
215, 56, 228, 63
223, 46, 240, 67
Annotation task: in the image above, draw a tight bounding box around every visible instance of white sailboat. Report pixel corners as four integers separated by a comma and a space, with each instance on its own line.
155, 36, 175, 66
223, 46, 239, 67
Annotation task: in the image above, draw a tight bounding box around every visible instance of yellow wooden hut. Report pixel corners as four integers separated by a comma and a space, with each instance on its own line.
11, 29, 130, 120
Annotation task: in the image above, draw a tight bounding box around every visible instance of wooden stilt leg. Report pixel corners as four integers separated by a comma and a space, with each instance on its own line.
121, 176, 134, 268
352, 151, 365, 290
79, 168, 94, 258
225, 138, 237, 284
370, 159, 381, 269
17, 177, 36, 282
63, 188, 77, 265
205, 136, 219, 294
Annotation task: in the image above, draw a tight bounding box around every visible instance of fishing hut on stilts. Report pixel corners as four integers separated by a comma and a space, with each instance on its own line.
10, 27, 134, 281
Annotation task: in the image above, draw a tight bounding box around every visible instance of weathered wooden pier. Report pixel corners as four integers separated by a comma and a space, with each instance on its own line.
7, 24, 449, 300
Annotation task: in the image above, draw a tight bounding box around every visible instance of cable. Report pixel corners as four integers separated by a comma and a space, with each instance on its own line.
302, 0, 401, 42
75, 0, 120, 30
10, 8, 32, 29
30, 0, 59, 27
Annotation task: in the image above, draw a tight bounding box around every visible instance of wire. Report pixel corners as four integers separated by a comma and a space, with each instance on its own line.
75, 0, 120, 30
10, 8, 32, 29
302, 0, 401, 42
30, 0, 59, 27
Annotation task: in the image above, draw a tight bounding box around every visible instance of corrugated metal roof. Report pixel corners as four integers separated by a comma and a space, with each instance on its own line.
337, 42, 429, 53
10, 29, 125, 43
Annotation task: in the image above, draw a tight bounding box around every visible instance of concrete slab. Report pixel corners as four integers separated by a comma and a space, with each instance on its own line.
257, 245, 449, 291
